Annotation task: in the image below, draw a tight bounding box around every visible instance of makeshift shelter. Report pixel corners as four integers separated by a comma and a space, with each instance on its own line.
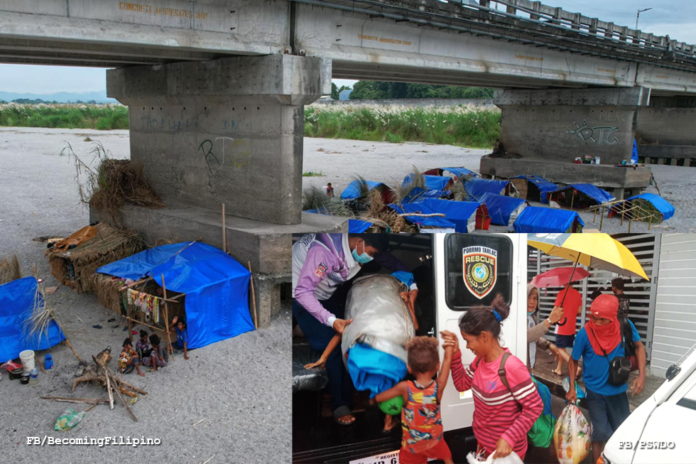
479, 193, 528, 230
422, 199, 490, 232
514, 207, 585, 233
402, 173, 453, 191
47, 222, 144, 294
401, 187, 452, 204
510, 176, 557, 203
0, 277, 66, 363
388, 203, 456, 232
548, 184, 615, 210
340, 180, 394, 203
423, 167, 478, 179
608, 193, 675, 224
464, 178, 511, 201
349, 219, 373, 233
97, 242, 254, 350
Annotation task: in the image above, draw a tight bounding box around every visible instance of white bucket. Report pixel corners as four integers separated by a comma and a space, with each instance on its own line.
19, 350, 35, 372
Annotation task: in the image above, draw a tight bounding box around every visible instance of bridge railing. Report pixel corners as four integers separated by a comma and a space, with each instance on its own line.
296, 0, 696, 71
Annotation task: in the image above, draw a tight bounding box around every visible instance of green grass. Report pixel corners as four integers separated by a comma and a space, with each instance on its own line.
302, 171, 325, 177
0, 104, 129, 130
304, 105, 501, 148
0, 103, 501, 148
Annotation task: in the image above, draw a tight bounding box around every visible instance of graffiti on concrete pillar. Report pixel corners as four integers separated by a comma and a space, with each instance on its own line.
198, 140, 221, 174
226, 138, 252, 170
567, 120, 619, 145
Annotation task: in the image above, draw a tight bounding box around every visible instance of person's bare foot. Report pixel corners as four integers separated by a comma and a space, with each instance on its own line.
552, 368, 563, 376
138, 371, 145, 377
337, 414, 355, 425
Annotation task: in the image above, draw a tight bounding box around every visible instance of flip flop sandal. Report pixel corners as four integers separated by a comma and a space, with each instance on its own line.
333, 406, 356, 426
552, 369, 564, 376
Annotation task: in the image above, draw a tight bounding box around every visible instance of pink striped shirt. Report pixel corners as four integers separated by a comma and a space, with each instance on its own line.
450, 348, 542, 459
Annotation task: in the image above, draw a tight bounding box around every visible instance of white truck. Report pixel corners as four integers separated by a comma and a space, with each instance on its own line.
292, 233, 530, 463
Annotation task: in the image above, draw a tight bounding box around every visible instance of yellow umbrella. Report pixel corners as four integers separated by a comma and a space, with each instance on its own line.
527, 233, 649, 281
528, 233, 649, 326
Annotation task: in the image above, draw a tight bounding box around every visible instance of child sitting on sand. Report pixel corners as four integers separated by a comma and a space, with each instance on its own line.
143, 334, 169, 371
170, 316, 189, 360
135, 330, 152, 360
373, 336, 455, 464
441, 295, 542, 461
119, 338, 145, 377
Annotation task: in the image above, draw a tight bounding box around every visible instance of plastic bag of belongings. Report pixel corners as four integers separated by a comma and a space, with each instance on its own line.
553, 402, 592, 464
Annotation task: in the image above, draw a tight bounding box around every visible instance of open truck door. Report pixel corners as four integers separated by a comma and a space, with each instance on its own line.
434, 233, 529, 433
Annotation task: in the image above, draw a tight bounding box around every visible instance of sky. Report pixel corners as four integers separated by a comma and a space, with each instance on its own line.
1, 0, 694, 94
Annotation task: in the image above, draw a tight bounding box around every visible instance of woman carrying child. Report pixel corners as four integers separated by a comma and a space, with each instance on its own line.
441, 295, 542, 460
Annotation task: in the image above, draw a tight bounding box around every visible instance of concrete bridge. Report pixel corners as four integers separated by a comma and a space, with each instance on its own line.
2, 0, 695, 324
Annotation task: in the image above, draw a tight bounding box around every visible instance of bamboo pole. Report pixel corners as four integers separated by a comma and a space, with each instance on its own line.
593, 208, 597, 223
41, 396, 109, 404
50, 315, 84, 364
162, 273, 174, 356
599, 206, 605, 231
124, 317, 169, 335
571, 190, 575, 210
248, 262, 258, 329
118, 277, 153, 291
222, 203, 227, 253
398, 213, 446, 218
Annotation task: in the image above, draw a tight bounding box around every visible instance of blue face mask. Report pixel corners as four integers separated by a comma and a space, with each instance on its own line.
352, 240, 373, 264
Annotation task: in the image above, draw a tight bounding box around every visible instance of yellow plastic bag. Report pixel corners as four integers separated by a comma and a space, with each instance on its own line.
553, 403, 592, 464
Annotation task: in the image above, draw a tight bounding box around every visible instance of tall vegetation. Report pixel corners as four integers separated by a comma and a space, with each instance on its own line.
0, 103, 128, 130
349, 81, 494, 100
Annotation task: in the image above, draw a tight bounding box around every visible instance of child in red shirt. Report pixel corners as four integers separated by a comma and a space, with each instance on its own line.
375, 336, 455, 464
442, 295, 542, 460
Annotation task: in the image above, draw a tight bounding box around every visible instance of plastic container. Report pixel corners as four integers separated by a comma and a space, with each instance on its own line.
45, 354, 53, 370
20, 372, 30, 385
29, 368, 39, 385
19, 350, 35, 372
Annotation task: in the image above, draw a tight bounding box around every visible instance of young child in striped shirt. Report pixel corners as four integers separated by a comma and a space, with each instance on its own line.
375, 336, 455, 464
441, 295, 542, 460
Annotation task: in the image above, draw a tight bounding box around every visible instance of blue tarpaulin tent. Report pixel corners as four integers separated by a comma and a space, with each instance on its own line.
442, 167, 478, 178
512, 175, 558, 203
401, 187, 451, 204
550, 184, 615, 207
388, 203, 456, 230
609, 193, 675, 223
0, 277, 66, 363
340, 180, 386, 200
479, 193, 528, 229
97, 242, 254, 349
347, 343, 407, 398
513, 207, 585, 233
465, 178, 509, 200
422, 199, 484, 233
349, 219, 373, 233
402, 174, 451, 191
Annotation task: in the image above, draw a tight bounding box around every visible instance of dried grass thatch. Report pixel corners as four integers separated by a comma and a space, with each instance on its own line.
395, 167, 425, 203
63, 142, 164, 224
302, 186, 353, 217
92, 274, 125, 314
47, 223, 145, 294
360, 189, 417, 233
0, 254, 21, 285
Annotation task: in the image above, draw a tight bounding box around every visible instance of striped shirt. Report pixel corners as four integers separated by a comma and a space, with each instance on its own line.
450, 349, 542, 459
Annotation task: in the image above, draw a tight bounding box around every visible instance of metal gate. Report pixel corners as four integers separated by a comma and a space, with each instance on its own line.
527, 234, 659, 360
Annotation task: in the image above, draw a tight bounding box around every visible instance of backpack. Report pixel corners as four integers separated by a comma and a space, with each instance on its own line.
619, 316, 639, 371
476, 353, 555, 448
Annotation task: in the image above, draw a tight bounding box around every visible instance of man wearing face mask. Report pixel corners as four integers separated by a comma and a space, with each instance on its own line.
292, 233, 418, 426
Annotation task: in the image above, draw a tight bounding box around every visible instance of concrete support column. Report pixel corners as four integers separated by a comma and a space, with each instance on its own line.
480, 88, 653, 189
636, 96, 696, 164
107, 55, 331, 225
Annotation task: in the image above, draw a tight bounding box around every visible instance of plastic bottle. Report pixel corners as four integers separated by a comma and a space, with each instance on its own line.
45, 354, 53, 370
29, 368, 39, 385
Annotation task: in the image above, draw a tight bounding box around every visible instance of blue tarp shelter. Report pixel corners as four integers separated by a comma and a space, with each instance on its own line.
388, 203, 456, 230
422, 199, 484, 233
402, 174, 452, 191
550, 183, 615, 208
97, 242, 254, 349
609, 193, 675, 223
465, 178, 509, 200
442, 167, 478, 178
479, 193, 528, 229
401, 187, 451, 204
340, 180, 386, 200
513, 207, 585, 233
347, 343, 407, 398
0, 277, 66, 363
512, 175, 558, 203
349, 219, 373, 233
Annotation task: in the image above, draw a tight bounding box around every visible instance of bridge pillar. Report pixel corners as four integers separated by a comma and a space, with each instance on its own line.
636, 96, 696, 166
99, 55, 346, 328
480, 88, 653, 195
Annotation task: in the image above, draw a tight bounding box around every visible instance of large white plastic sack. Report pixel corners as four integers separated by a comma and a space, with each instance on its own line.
553, 403, 592, 464
466, 450, 524, 464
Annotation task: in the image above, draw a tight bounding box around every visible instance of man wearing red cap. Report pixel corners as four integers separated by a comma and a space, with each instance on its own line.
566, 294, 646, 464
